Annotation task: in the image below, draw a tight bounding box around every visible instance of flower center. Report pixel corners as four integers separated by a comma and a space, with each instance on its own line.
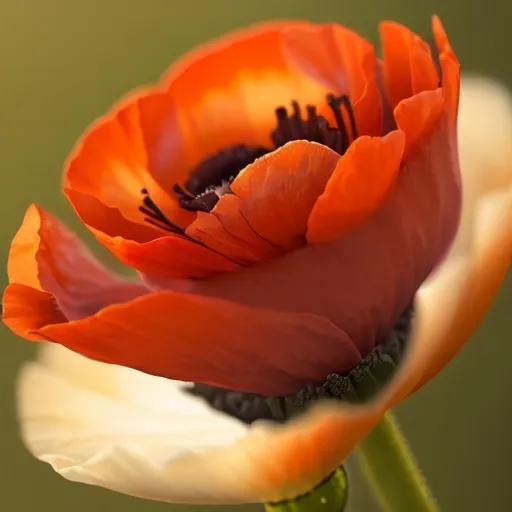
139, 94, 357, 230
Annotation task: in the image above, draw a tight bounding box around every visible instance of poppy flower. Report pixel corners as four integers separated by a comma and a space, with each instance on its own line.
4, 16, 512, 504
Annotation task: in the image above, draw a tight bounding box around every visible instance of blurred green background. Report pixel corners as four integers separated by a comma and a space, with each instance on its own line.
1, 0, 511, 510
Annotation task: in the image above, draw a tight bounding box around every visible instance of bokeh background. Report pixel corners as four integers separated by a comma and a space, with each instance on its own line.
1, 0, 511, 511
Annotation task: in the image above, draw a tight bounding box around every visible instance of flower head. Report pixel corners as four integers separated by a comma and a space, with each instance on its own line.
5, 16, 511, 505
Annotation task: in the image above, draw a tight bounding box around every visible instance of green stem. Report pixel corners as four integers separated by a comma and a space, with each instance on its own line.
356, 410, 438, 512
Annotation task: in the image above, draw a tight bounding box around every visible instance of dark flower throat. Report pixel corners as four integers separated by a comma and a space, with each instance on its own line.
139, 94, 357, 232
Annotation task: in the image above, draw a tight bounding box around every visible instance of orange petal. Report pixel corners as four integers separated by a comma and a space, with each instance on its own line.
379, 21, 439, 110
281, 23, 382, 136
4, 205, 146, 323
65, 189, 238, 278
432, 16, 460, 127
3, 284, 66, 341
96, 232, 241, 279
65, 188, 160, 243
65, 88, 194, 232
307, 130, 405, 243
185, 195, 282, 265
208, 141, 340, 252
161, 22, 379, 170
24, 292, 361, 396
393, 88, 445, 158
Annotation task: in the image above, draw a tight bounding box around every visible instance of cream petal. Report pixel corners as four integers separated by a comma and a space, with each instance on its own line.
453, 74, 512, 254
18, 344, 258, 504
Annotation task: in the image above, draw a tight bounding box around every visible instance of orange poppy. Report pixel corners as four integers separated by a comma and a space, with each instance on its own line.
5, 15, 512, 505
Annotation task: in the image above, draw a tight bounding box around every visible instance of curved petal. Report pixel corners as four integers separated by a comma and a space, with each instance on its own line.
186, 141, 340, 260
379, 21, 439, 110
65, 189, 238, 279
432, 16, 460, 126
65, 89, 194, 234
18, 344, 253, 504
20, 289, 361, 396
161, 21, 381, 171
393, 88, 444, 158
194, 106, 460, 359
90, 228, 241, 279
402, 73, 512, 390
281, 23, 382, 136
409, 188, 512, 392
3, 205, 146, 324
307, 130, 405, 243
454, 75, 512, 253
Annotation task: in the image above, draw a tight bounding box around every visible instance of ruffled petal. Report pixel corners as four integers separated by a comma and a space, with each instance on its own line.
64, 89, 194, 234
65, 189, 238, 279
91, 230, 241, 279
21, 289, 361, 395
307, 130, 405, 243
186, 141, 340, 261
3, 205, 146, 327
432, 16, 460, 127
379, 21, 439, 110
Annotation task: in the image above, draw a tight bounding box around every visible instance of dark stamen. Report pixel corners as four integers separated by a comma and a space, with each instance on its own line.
327, 93, 349, 150
140, 93, 359, 225
270, 93, 356, 156
340, 94, 358, 140
138, 189, 184, 233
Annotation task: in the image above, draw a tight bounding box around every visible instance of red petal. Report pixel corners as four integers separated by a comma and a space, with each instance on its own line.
97, 233, 241, 279
379, 22, 439, 110
222, 141, 340, 251
307, 130, 405, 243
394, 88, 445, 158
4, 205, 146, 322
65, 189, 239, 278
432, 16, 460, 127
3, 285, 66, 341
281, 23, 382, 136
161, 21, 380, 170
24, 291, 361, 396
194, 103, 460, 359
185, 195, 282, 265
65, 89, 195, 235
